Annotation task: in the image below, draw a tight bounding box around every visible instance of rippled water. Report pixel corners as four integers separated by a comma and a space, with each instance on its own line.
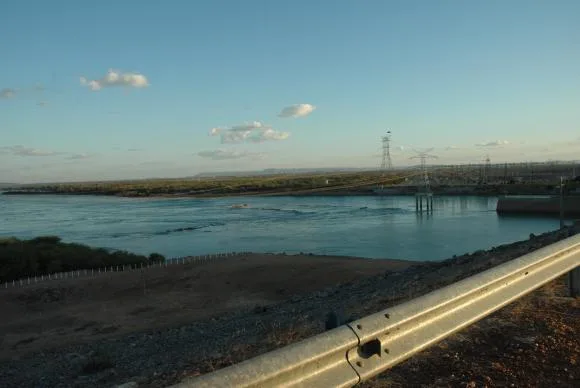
0, 194, 561, 261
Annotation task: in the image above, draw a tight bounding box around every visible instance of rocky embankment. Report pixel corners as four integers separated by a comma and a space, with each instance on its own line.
0, 226, 578, 388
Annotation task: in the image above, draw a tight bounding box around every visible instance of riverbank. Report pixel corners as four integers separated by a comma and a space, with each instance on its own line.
0, 226, 578, 387
0, 254, 416, 361
2, 180, 573, 199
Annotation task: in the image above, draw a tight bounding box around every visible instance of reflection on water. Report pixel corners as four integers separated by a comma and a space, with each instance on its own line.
0, 195, 560, 261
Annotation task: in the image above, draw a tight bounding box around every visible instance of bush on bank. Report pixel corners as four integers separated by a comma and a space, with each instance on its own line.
0, 236, 165, 282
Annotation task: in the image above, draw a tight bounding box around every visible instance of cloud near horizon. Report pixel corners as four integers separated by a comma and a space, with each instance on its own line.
0, 146, 96, 160
80, 69, 149, 91
0, 88, 17, 99
209, 121, 290, 144
277, 103, 316, 118
197, 149, 267, 160
476, 140, 510, 147
0, 145, 61, 157
65, 153, 94, 160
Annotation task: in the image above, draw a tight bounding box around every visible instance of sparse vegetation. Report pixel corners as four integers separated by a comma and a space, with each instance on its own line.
2, 171, 405, 198
0, 236, 165, 282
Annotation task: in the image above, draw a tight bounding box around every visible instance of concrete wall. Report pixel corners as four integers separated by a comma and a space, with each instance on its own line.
497, 196, 580, 216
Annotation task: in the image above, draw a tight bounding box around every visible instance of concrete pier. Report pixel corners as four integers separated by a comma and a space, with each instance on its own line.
415, 193, 434, 212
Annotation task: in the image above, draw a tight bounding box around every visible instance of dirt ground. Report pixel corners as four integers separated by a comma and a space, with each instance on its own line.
0, 253, 415, 361
179, 276, 580, 388
363, 276, 580, 387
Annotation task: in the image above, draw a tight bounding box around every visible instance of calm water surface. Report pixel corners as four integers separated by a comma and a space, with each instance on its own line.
0, 195, 560, 261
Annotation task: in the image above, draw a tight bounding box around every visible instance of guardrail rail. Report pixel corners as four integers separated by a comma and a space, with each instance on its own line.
173, 233, 580, 387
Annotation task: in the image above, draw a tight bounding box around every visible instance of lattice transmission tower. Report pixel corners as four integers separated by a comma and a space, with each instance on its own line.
410, 148, 438, 194
380, 130, 393, 174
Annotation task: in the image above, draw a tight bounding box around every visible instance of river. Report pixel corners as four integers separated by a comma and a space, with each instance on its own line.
0, 194, 561, 261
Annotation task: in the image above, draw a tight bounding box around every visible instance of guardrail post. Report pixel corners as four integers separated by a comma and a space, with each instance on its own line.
569, 267, 580, 297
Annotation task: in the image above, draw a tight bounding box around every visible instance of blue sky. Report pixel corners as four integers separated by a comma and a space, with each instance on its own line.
1, 0, 579, 182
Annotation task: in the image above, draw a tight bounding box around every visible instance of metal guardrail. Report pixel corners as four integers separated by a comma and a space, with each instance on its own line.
173, 234, 580, 388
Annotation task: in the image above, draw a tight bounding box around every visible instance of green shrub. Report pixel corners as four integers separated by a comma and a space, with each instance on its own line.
30, 236, 62, 244
0, 236, 162, 282
149, 253, 165, 262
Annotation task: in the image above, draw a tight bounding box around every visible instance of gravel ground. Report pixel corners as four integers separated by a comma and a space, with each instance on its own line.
0, 226, 578, 388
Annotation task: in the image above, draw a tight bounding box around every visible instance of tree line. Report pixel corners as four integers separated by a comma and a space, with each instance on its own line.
0, 236, 165, 283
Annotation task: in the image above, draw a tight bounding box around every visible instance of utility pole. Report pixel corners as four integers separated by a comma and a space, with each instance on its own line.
504, 163, 508, 184
559, 176, 565, 229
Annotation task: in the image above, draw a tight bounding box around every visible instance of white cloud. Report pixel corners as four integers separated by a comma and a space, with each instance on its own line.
230, 121, 264, 132
0, 88, 16, 99
278, 103, 316, 118
476, 140, 510, 147
209, 121, 290, 144
80, 69, 149, 91
0, 145, 61, 157
445, 145, 460, 150
249, 128, 290, 142
66, 153, 94, 160
197, 149, 266, 160
209, 127, 222, 136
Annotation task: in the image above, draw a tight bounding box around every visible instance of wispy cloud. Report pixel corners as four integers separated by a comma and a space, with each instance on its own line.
197, 149, 267, 160
127, 148, 143, 152
445, 145, 460, 150
0, 88, 17, 99
80, 69, 149, 91
209, 121, 290, 144
277, 103, 316, 118
65, 153, 94, 160
0, 145, 61, 157
475, 140, 510, 147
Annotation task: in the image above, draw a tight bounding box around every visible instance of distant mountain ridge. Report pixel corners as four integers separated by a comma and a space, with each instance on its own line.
193, 167, 375, 178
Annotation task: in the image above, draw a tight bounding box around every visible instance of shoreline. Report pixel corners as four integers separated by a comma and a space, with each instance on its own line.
0, 190, 561, 199
1, 226, 578, 387
0, 253, 419, 361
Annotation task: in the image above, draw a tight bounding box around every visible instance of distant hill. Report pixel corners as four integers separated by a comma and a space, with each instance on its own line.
0, 183, 18, 189
193, 167, 377, 178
